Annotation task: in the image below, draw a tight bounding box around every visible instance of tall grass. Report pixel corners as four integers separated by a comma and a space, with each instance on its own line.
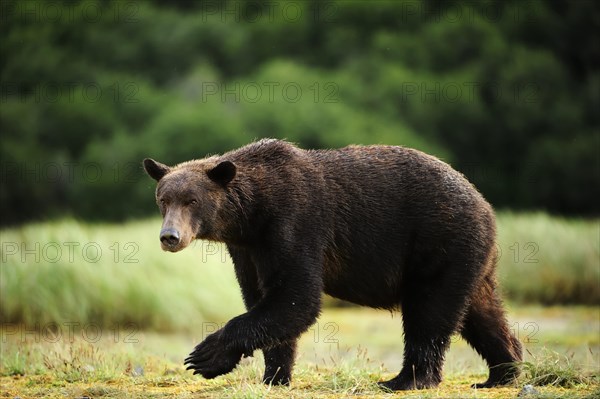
0, 218, 244, 330
496, 212, 599, 305
0, 213, 598, 329
521, 349, 597, 388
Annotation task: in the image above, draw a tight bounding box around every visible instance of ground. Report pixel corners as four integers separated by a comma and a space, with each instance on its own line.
1, 305, 598, 398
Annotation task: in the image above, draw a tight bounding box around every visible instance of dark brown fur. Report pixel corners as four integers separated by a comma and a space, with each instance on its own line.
143, 139, 522, 390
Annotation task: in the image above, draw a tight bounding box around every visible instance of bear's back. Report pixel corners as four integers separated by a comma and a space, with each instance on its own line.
226, 139, 490, 222
309, 144, 485, 214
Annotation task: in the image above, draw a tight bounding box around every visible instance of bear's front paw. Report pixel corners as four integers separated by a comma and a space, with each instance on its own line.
184, 331, 243, 379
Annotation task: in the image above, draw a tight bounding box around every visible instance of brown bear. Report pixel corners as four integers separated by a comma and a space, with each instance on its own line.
143, 139, 522, 391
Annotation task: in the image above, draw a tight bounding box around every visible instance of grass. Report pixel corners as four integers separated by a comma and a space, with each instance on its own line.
0, 212, 598, 331
522, 349, 595, 388
1, 307, 598, 398
0, 218, 245, 330
0, 212, 598, 396
496, 212, 600, 304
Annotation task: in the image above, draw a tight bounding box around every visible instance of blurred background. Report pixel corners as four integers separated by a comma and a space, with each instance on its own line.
0, 0, 598, 340
1, 0, 598, 226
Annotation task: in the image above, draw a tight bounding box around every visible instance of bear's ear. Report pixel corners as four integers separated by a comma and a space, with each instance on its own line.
143, 158, 170, 182
206, 160, 236, 186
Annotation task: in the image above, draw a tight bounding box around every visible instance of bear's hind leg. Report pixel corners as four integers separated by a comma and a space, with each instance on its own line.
262, 340, 297, 385
460, 273, 522, 388
379, 276, 471, 391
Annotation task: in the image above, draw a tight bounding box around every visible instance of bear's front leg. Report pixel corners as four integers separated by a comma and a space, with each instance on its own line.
187, 242, 323, 382
228, 246, 299, 386
185, 329, 244, 378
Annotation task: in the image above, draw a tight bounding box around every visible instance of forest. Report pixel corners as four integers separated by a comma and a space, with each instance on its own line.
1, 0, 598, 226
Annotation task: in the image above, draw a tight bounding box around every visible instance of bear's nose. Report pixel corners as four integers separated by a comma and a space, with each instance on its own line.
160, 228, 180, 247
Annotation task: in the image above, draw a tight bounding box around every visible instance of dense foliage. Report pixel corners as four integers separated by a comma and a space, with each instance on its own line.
1, 0, 598, 225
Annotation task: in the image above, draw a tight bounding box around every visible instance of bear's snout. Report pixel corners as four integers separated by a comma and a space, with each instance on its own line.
160, 228, 181, 249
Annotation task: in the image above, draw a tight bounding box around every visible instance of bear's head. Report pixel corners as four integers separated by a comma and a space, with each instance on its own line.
143, 158, 237, 252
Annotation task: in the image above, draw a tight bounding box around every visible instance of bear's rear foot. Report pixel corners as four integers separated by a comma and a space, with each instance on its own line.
471, 380, 500, 389
263, 372, 291, 386
471, 363, 520, 389
263, 375, 292, 386
378, 374, 441, 391
471, 378, 514, 389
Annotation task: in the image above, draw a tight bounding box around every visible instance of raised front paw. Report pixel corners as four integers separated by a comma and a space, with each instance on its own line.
184, 331, 243, 379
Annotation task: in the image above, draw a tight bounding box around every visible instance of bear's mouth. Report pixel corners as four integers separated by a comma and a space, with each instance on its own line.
161, 238, 192, 253
162, 243, 182, 252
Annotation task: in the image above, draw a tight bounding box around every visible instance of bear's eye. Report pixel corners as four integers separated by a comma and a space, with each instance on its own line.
189, 199, 198, 206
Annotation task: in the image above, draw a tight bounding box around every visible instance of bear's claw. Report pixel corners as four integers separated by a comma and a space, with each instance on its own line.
184, 331, 243, 379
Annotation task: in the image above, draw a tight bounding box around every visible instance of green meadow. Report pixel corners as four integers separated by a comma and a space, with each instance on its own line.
1, 212, 599, 397
1, 306, 598, 398
1, 212, 598, 329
